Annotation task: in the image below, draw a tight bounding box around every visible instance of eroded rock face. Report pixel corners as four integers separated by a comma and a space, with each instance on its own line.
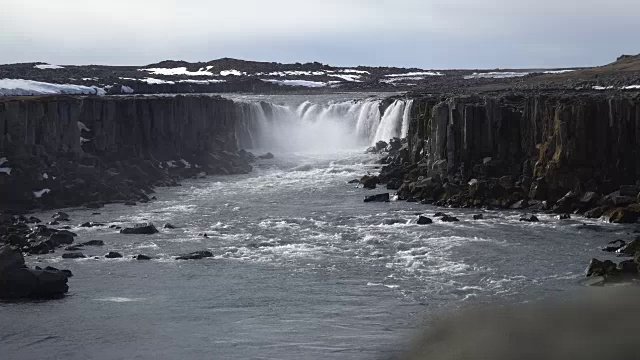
0, 95, 253, 212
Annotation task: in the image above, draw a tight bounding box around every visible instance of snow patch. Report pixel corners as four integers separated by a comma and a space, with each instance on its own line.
0, 157, 7, 166
328, 74, 361, 82
178, 79, 226, 84
121, 85, 134, 94
34, 64, 64, 70
464, 72, 529, 79
593, 86, 615, 90
141, 67, 214, 76
339, 69, 370, 74
380, 77, 425, 84
262, 79, 326, 88
33, 189, 50, 198
220, 69, 245, 76
543, 69, 575, 74
42, 173, 49, 179
80, 137, 90, 143
386, 71, 443, 77
0, 167, 11, 175
622, 85, 640, 90
120, 77, 175, 85
0, 79, 105, 96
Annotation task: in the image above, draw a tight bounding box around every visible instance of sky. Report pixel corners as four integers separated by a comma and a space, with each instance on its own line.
1, 0, 639, 69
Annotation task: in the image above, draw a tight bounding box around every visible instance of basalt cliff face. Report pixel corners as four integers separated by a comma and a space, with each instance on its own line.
378, 93, 640, 223
0, 95, 252, 211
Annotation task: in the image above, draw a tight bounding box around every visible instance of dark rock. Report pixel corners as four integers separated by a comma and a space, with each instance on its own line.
606, 206, 640, 224
48, 221, 59, 226
559, 214, 571, 220
28, 217, 42, 224
586, 258, 617, 277
52, 212, 70, 222
120, 223, 159, 235
1, 247, 69, 300
257, 152, 275, 160
602, 239, 626, 253
348, 179, 360, 184
617, 237, 640, 256
417, 216, 433, 225
364, 193, 390, 203
441, 215, 460, 222
520, 215, 539, 222
360, 175, 379, 189
434, 212, 447, 217
105, 251, 123, 259
124, 201, 137, 206
65, 246, 83, 251
163, 223, 176, 229
617, 260, 639, 275
81, 240, 105, 246
176, 251, 213, 260
473, 214, 484, 220
6, 233, 27, 247
135, 254, 152, 260
49, 232, 75, 245
62, 252, 85, 259
80, 222, 105, 228
585, 206, 609, 219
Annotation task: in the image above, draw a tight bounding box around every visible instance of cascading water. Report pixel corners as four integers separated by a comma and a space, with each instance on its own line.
235, 97, 413, 152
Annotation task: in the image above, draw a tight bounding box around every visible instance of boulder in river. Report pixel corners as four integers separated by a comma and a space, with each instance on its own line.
163, 223, 176, 229
105, 252, 123, 259
559, 214, 571, 220
135, 254, 152, 260
441, 215, 460, 222
52, 212, 70, 222
176, 251, 214, 260
81, 240, 105, 247
364, 193, 390, 203
0, 245, 69, 299
417, 216, 433, 225
520, 214, 539, 222
617, 237, 640, 256
257, 152, 274, 160
382, 219, 405, 225
473, 214, 484, 220
586, 258, 617, 277
120, 223, 159, 235
602, 239, 626, 253
80, 222, 104, 228
360, 175, 379, 190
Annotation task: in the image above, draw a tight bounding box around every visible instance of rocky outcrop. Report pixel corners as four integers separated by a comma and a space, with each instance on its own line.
0, 245, 69, 299
379, 93, 640, 222
0, 95, 253, 211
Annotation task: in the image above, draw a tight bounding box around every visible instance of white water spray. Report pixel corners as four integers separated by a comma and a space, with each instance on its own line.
236, 97, 413, 152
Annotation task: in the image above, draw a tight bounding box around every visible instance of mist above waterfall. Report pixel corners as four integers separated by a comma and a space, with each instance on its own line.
235, 96, 413, 153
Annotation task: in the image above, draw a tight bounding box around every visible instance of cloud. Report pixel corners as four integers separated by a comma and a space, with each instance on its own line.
0, 0, 638, 68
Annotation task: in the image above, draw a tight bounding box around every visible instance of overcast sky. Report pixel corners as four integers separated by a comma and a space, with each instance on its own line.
1, 0, 638, 69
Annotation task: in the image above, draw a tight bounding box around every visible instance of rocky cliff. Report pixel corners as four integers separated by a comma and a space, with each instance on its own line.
378, 92, 640, 222
0, 95, 252, 211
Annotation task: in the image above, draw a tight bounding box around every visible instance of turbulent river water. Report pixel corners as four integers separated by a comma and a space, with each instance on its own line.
1, 94, 634, 359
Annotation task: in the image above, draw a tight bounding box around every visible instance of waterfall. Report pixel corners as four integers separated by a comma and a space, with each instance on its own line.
236, 97, 413, 152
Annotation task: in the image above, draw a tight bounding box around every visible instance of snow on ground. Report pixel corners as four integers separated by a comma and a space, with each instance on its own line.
593, 86, 615, 90
34, 64, 64, 70
42, 173, 49, 179
327, 74, 361, 82
622, 85, 640, 90
80, 137, 90, 144
141, 67, 214, 76
178, 79, 226, 84
0, 167, 12, 175
380, 77, 425, 84
33, 189, 51, 198
464, 72, 529, 79
0, 79, 105, 96
543, 69, 575, 74
77, 121, 90, 132
386, 71, 444, 77
257, 71, 326, 76
0, 158, 7, 166
121, 85, 134, 93
262, 79, 327, 87
220, 70, 245, 76
120, 77, 175, 85
339, 69, 370, 74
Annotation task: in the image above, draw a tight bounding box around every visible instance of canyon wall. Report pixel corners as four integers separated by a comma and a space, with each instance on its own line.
386, 93, 640, 221
0, 95, 252, 211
